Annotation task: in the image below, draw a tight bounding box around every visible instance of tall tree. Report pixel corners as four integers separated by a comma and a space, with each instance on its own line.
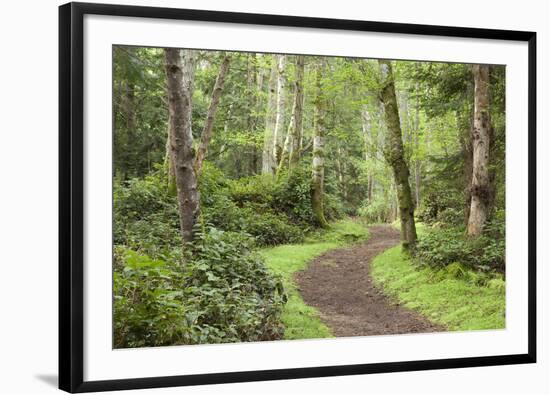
467, 64, 493, 236
272, 55, 287, 168
164, 48, 199, 243
413, 70, 421, 207
195, 55, 231, 176
262, 57, 278, 174
378, 59, 417, 250
311, 61, 329, 228
278, 55, 305, 175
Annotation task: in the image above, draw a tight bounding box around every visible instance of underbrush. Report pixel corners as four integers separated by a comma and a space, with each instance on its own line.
114, 226, 286, 348
113, 162, 347, 347
115, 163, 344, 250
371, 246, 505, 331
414, 216, 505, 273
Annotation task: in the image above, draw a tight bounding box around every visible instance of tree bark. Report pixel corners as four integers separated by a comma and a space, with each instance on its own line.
262, 57, 278, 174
272, 55, 286, 168
290, 56, 305, 166
277, 56, 305, 175
164, 121, 177, 194
194, 55, 231, 176
467, 64, 492, 236
378, 59, 417, 250
413, 76, 421, 208
311, 62, 329, 228
164, 48, 199, 244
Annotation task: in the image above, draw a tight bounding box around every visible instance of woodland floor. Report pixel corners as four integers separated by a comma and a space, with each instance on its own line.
295, 225, 445, 337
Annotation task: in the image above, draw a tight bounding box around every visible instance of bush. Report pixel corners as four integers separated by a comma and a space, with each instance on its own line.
114, 226, 286, 348
358, 195, 393, 223
114, 174, 181, 259
272, 164, 344, 224
414, 223, 505, 272
227, 174, 276, 207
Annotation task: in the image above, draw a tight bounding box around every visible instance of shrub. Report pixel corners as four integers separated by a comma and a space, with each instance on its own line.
234, 206, 304, 245
227, 174, 276, 207
358, 195, 393, 223
272, 166, 315, 224
114, 226, 286, 348
414, 224, 505, 272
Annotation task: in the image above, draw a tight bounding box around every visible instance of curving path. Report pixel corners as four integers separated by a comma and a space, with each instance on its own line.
295, 225, 444, 337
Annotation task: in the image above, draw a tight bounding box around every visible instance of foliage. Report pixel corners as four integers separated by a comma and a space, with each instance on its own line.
358, 195, 393, 223
112, 46, 507, 346
371, 246, 505, 331
113, 172, 181, 260
114, 226, 286, 348
414, 219, 505, 272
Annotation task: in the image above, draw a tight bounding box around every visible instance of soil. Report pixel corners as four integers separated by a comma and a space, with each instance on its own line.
295, 225, 445, 337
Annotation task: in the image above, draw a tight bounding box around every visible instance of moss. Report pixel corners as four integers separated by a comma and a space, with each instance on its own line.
371, 246, 505, 331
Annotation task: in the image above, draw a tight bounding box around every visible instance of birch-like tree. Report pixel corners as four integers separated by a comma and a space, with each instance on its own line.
262, 58, 278, 174
277, 55, 305, 175
272, 55, 287, 169
195, 55, 231, 176
467, 65, 493, 236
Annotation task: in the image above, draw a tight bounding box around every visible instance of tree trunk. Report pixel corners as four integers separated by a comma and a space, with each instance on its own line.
194, 55, 231, 176
250, 56, 265, 175
122, 80, 136, 179
336, 146, 347, 200
164, 48, 199, 244
262, 57, 278, 174
361, 105, 374, 202
289, 55, 305, 166
164, 121, 177, 195
459, 105, 474, 226
311, 63, 329, 228
272, 55, 286, 169
378, 60, 417, 250
467, 64, 492, 236
413, 77, 421, 208
277, 56, 304, 175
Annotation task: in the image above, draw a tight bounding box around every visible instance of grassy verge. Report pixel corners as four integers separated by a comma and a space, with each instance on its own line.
261, 219, 369, 340
371, 246, 505, 331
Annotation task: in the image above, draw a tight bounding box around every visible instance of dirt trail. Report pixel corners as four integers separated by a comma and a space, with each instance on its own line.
295, 225, 444, 337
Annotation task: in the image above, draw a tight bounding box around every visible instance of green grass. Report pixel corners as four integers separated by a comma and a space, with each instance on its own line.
371, 246, 506, 331
261, 219, 369, 340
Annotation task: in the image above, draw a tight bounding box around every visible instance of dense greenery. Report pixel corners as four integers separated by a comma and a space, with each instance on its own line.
372, 246, 505, 331
113, 164, 346, 346
414, 216, 505, 273
113, 45, 506, 347
114, 227, 285, 347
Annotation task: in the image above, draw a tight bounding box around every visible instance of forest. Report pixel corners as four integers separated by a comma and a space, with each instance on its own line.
113, 46, 506, 348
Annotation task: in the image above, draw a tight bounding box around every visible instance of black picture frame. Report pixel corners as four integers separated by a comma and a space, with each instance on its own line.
59, 2, 537, 393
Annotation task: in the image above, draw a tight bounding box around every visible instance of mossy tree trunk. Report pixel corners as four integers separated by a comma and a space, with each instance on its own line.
164, 48, 199, 244
311, 62, 329, 229
467, 64, 493, 236
378, 59, 417, 250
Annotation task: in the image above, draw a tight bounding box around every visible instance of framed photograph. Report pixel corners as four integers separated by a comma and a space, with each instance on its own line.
59, 2, 536, 392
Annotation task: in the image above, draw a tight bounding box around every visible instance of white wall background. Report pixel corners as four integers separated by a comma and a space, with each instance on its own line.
0, 0, 546, 393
